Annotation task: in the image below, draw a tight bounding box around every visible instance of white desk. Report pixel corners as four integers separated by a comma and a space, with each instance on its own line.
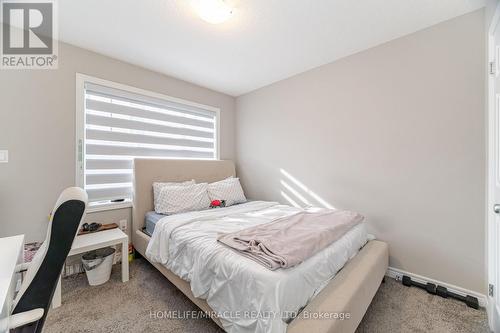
52, 228, 129, 308
0, 235, 24, 333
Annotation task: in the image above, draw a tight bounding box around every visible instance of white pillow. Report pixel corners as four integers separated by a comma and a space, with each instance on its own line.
153, 180, 195, 208
155, 183, 211, 215
208, 178, 246, 207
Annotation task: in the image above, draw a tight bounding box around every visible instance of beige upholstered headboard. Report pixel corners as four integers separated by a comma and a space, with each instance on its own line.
132, 159, 236, 243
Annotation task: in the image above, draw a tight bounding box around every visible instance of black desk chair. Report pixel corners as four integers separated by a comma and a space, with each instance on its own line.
10, 187, 87, 333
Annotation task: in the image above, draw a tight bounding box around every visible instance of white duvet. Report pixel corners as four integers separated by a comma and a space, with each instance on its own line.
146, 201, 369, 333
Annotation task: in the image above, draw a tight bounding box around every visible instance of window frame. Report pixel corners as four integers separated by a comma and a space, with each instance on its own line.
75, 73, 221, 212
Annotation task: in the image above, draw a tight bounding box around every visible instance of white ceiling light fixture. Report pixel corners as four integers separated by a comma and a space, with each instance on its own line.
59, 0, 486, 96
191, 0, 233, 24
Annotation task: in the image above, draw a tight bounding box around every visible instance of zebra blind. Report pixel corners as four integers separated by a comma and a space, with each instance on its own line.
81, 82, 217, 203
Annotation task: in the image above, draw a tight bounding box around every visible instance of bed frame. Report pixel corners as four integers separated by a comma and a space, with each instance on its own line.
132, 158, 389, 333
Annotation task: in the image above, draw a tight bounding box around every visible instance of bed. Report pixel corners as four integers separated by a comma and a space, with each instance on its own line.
132, 159, 388, 333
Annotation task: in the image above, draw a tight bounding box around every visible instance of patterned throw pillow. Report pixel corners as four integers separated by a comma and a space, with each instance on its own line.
153, 180, 195, 208
155, 183, 211, 215
207, 178, 246, 207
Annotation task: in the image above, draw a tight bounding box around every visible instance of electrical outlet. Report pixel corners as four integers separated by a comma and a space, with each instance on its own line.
0, 150, 8, 163
119, 219, 127, 232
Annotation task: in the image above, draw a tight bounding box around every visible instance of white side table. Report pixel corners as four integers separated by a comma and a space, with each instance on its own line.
0, 235, 24, 333
52, 228, 129, 308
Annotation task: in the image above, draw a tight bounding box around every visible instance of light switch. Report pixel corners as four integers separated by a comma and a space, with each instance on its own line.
0, 150, 7, 163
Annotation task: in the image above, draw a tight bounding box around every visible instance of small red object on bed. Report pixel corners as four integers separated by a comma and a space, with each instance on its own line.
210, 200, 226, 208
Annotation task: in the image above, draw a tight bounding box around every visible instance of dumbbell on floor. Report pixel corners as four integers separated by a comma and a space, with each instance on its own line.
435, 285, 479, 309
401, 275, 479, 309
402, 275, 436, 294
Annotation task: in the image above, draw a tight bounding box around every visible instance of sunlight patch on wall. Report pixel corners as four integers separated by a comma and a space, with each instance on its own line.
280, 169, 335, 209
280, 180, 311, 205
280, 191, 300, 208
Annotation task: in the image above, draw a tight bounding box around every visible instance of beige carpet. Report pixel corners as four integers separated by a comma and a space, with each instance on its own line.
45, 259, 490, 333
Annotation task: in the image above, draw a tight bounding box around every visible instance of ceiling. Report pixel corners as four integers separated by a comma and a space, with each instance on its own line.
59, 0, 485, 96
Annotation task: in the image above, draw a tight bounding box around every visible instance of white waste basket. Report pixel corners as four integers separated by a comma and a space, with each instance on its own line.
82, 247, 115, 286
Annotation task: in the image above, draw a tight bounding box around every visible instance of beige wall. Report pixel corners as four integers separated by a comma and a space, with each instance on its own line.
486, 0, 498, 29
0, 41, 236, 242
0, 8, 487, 294
236, 10, 486, 293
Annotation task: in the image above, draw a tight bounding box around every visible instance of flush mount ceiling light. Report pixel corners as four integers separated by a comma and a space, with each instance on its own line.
191, 0, 233, 24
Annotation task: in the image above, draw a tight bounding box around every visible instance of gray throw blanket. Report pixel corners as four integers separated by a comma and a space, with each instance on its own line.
218, 210, 364, 270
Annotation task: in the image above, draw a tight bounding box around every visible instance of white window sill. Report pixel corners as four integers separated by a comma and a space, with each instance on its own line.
86, 199, 132, 213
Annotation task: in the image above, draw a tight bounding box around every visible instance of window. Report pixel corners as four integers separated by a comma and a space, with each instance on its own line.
76, 74, 219, 208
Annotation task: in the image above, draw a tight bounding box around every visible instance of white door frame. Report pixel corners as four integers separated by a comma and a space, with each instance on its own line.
487, 3, 500, 331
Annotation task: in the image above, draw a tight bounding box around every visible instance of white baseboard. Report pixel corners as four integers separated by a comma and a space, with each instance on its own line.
386, 266, 487, 308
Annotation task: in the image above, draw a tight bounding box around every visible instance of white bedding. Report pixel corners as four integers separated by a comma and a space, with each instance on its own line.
146, 201, 369, 333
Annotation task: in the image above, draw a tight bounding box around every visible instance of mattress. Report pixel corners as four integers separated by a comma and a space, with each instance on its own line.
144, 211, 165, 236
145, 203, 249, 236
146, 201, 370, 333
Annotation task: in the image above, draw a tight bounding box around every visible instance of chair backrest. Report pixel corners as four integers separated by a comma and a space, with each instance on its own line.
12, 187, 87, 331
